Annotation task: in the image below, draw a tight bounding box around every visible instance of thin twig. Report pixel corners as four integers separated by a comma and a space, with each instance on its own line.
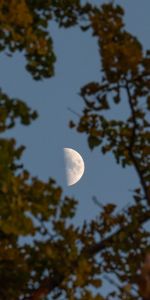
67, 107, 81, 117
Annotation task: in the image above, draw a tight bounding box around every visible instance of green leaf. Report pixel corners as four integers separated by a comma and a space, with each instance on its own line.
88, 135, 101, 150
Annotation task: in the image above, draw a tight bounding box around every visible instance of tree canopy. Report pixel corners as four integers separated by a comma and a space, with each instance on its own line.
0, 1, 149, 300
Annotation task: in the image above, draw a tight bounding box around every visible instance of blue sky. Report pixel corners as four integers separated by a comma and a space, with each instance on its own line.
0, 0, 150, 227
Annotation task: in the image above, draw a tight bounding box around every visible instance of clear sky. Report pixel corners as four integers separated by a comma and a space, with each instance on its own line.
0, 0, 150, 227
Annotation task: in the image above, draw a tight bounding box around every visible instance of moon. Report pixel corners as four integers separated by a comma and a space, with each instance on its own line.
63, 148, 85, 186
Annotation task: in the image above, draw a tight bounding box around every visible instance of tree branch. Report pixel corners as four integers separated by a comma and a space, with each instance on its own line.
85, 209, 150, 256
25, 274, 64, 300
26, 208, 150, 300
125, 81, 149, 204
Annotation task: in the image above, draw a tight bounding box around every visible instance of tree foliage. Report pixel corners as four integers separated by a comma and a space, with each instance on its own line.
0, 1, 149, 300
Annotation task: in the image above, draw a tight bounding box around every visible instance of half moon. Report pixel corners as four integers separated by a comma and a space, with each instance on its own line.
64, 148, 85, 186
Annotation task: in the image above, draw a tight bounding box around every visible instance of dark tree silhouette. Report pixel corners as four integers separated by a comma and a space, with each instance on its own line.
0, 1, 149, 300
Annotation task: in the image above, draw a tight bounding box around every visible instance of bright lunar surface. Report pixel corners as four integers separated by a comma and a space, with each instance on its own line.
64, 148, 85, 186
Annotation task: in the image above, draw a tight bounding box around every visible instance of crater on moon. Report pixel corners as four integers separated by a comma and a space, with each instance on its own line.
63, 148, 85, 186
